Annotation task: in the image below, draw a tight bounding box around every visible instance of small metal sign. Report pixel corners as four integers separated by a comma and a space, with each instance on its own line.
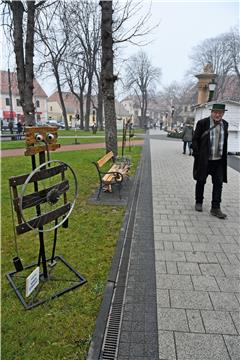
26, 267, 40, 297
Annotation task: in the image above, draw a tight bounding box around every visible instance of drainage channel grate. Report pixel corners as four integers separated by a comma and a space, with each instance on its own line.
100, 173, 142, 359
101, 289, 125, 359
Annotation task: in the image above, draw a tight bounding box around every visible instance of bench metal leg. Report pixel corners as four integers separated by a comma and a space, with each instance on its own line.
118, 183, 122, 199
97, 184, 102, 200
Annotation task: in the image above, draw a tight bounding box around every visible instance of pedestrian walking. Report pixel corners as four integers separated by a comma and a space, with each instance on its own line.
192, 103, 228, 219
182, 118, 194, 155
17, 121, 23, 139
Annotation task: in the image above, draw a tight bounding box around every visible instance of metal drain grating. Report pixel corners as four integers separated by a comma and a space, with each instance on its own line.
100, 158, 143, 360
101, 288, 125, 359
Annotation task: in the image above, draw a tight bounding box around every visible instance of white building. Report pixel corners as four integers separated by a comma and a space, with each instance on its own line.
0, 70, 48, 125
194, 100, 240, 154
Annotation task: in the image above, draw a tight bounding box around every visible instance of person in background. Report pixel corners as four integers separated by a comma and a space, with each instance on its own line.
17, 120, 23, 139
192, 103, 228, 219
8, 120, 14, 134
182, 118, 194, 155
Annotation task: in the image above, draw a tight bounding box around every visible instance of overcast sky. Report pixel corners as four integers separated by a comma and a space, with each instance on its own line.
1, 0, 238, 96
118, 0, 239, 89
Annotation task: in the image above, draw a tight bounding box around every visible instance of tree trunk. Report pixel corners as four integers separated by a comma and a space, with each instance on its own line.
54, 66, 69, 130
80, 93, 84, 129
11, 1, 36, 125
96, 71, 103, 130
84, 73, 93, 131
100, 0, 117, 155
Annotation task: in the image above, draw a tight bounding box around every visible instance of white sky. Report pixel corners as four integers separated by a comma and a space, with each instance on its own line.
1, 0, 239, 96
119, 0, 239, 89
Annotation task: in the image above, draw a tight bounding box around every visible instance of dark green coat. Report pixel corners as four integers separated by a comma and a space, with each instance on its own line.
192, 117, 228, 182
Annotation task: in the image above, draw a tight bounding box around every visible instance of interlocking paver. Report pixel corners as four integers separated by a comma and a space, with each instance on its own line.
155, 250, 186, 262
191, 275, 220, 291
158, 330, 176, 360
116, 133, 239, 360
223, 335, 240, 360
186, 309, 205, 333
175, 332, 231, 360
170, 289, 213, 309
177, 262, 201, 275
215, 277, 240, 292
156, 274, 193, 290
157, 308, 189, 331
150, 136, 239, 360
199, 263, 225, 277
156, 289, 170, 307
201, 310, 237, 335
209, 292, 240, 311
230, 311, 240, 334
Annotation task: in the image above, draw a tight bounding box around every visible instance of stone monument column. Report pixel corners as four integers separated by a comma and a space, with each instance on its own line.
195, 64, 217, 105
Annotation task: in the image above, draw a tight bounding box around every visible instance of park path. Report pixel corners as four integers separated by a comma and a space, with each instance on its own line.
0, 139, 144, 158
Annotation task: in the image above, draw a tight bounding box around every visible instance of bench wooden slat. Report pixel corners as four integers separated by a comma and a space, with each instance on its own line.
97, 151, 114, 168
102, 174, 115, 184
94, 151, 130, 199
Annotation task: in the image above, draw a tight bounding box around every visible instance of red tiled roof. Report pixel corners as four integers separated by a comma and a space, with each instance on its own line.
0, 70, 48, 97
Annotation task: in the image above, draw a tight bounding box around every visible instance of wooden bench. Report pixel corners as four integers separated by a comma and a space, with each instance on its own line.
93, 151, 130, 200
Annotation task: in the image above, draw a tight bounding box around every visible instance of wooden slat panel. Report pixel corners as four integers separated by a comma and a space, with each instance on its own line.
9, 164, 68, 187
25, 126, 58, 145
24, 143, 60, 156
16, 203, 71, 235
13, 179, 69, 210
97, 151, 114, 168
109, 164, 129, 176
102, 174, 114, 184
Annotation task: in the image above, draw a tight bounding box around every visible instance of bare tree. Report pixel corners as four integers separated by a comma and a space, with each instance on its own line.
62, 56, 87, 129
36, 0, 70, 129
125, 51, 161, 128
62, 0, 101, 131
100, 0, 118, 154
189, 29, 240, 98
2, 0, 46, 125
226, 27, 240, 86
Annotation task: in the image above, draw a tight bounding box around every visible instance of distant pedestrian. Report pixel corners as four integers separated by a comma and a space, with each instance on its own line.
8, 120, 14, 134
192, 103, 228, 219
91, 121, 97, 134
17, 121, 23, 139
182, 118, 194, 155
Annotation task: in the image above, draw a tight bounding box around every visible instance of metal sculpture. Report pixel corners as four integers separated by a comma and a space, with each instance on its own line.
6, 126, 86, 309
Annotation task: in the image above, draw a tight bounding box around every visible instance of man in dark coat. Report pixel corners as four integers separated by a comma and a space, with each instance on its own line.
192, 103, 228, 219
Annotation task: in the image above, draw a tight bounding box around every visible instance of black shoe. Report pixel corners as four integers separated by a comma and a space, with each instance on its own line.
195, 203, 203, 212
210, 208, 227, 219
182, 152, 186, 154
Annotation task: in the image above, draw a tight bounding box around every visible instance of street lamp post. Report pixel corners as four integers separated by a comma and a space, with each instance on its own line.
171, 106, 175, 129
208, 81, 216, 102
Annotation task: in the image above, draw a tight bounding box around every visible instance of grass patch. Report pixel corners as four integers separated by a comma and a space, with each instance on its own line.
1, 146, 142, 360
1, 129, 144, 150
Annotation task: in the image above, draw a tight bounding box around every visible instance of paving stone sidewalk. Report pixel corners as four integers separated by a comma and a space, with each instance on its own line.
150, 130, 240, 360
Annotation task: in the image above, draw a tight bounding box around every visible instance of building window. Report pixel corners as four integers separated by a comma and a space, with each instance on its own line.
5, 98, 10, 106
36, 100, 40, 108
50, 106, 52, 111
16, 99, 21, 107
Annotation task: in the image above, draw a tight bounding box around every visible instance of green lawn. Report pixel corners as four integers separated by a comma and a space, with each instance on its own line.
1, 128, 144, 150
1, 146, 142, 360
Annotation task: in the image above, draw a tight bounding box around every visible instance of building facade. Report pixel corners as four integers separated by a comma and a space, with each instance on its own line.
0, 70, 48, 126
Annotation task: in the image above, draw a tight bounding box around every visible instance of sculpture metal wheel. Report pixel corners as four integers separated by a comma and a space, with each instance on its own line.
19, 160, 78, 233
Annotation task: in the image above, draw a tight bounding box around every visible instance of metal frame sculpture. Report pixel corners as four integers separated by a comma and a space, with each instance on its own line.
6, 126, 86, 310
121, 117, 134, 157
